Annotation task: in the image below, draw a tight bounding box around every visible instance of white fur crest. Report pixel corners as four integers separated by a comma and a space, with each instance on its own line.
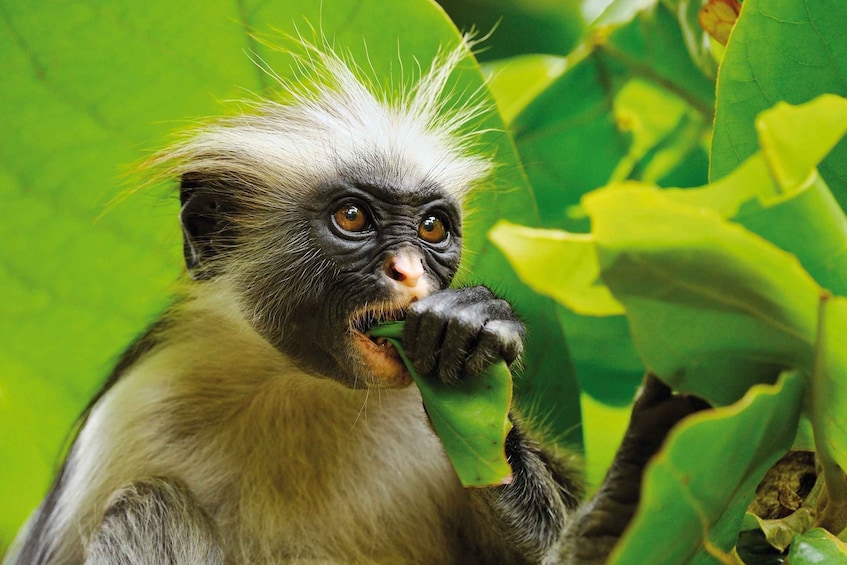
156, 36, 495, 205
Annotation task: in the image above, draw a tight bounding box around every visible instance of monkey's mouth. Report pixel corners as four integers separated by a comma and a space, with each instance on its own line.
348, 304, 410, 387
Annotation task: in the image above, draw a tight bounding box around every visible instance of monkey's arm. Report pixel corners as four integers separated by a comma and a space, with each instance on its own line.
86, 477, 224, 565
465, 421, 584, 562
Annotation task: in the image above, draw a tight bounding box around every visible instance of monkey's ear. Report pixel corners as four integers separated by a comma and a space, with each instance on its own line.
179, 174, 233, 280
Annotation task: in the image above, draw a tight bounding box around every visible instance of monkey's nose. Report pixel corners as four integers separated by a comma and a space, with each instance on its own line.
385, 251, 425, 288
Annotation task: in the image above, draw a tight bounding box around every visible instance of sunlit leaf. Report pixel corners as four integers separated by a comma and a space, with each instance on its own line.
480, 54, 567, 125
489, 221, 623, 316
610, 78, 703, 184
585, 184, 820, 405
812, 296, 847, 475
756, 95, 847, 192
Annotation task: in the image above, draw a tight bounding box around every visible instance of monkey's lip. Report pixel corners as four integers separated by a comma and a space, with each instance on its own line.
348, 304, 411, 387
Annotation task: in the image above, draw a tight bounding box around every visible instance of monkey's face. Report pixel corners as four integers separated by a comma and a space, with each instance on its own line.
180, 172, 463, 389
281, 179, 463, 389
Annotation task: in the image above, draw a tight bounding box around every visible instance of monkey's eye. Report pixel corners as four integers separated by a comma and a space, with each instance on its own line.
333, 203, 371, 233
418, 215, 448, 244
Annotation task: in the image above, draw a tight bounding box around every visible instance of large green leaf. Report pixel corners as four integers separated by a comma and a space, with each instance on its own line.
813, 296, 847, 499
587, 184, 820, 406
489, 222, 623, 317
2, 0, 582, 551
711, 0, 847, 209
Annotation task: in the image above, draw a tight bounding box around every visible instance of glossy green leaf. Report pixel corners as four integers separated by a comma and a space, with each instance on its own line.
711, 0, 847, 210
756, 95, 847, 192
610, 372, 804, 564
586, 184, 820, 405
788, 528, 847, 564
611, 78, 708, 185
369, 322, 513, 488
812, 296, 847, 477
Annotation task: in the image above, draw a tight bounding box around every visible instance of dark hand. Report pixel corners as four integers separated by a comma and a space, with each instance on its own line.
402, 286, 524, 384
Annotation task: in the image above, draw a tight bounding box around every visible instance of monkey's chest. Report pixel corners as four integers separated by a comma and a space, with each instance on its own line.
209, 392, 471, 562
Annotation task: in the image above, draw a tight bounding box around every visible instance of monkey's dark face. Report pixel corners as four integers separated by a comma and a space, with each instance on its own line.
292, 180, 462, 388
180, 172, 463, 389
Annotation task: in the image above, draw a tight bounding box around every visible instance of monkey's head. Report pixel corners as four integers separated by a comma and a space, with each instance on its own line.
165, 41, 494, 389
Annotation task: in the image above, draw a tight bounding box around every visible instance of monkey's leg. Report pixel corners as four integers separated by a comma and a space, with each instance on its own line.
562, 374, 709, 564
86, 477, 224, 565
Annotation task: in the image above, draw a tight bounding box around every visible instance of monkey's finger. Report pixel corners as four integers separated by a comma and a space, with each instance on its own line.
494, 320, 524, 365
465, 321, 523, 376
408, 308, 448, 377
437, 315, 477, 384
402, 308, 423, 361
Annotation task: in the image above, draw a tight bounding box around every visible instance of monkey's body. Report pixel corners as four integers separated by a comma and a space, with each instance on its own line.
16, 285, 583, 564
27, 289, 488, 563
8, 38, 702, 565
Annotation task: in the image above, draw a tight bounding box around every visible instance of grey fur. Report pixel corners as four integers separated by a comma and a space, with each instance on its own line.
86, 478, 224, 565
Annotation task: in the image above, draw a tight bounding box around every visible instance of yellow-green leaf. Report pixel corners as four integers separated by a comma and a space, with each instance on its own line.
489, 221, 624, 316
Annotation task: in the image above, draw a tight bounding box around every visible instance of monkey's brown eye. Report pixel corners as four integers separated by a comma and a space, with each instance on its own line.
333, 203, 370, 233
418, 215, 447, 244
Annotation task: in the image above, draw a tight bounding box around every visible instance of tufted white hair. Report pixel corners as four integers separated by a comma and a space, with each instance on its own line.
155, 35, 495, 207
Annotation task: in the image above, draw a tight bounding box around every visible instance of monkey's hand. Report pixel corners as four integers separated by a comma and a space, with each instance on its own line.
402, 286, 524, 385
